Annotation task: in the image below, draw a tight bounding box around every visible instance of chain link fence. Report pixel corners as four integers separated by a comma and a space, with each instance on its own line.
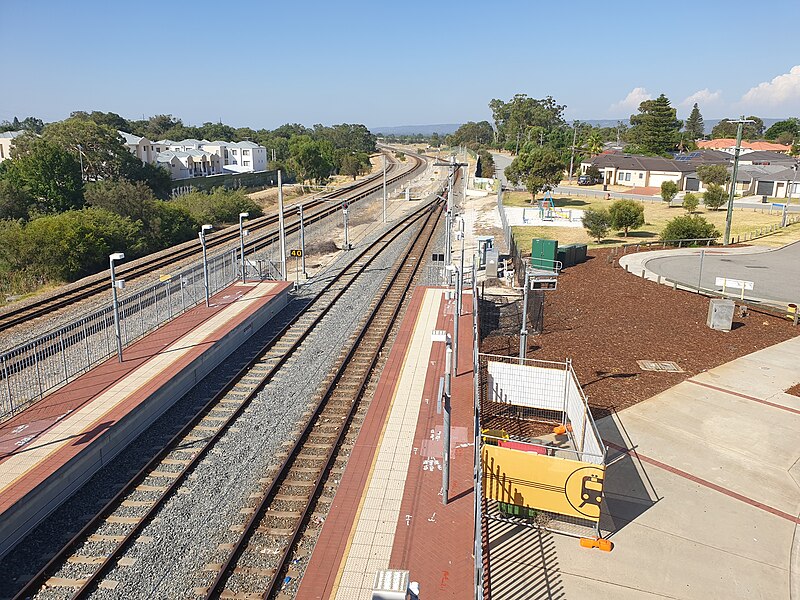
0, 247, 250, 422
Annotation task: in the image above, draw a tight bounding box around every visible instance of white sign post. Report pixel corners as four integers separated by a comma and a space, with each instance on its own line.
715, 276, 754, 300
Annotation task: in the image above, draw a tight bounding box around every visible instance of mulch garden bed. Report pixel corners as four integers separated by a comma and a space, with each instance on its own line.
481, 247, 799, 417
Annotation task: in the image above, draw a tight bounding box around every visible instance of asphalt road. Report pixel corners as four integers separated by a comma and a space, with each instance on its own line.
644, 242, 800, 304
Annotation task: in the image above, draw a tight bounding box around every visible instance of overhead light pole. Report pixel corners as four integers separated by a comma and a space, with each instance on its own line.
431, 330, 452, 505
109, 252, 125, 362
382, 154, 387, 224
724, 117, 754, 245
199, 224, 213, 306
298, 203, 306, 277
434, 158, 468, 268
238, 212, 249, 283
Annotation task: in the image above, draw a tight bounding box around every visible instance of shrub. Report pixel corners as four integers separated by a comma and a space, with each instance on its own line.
173, 187, 263, 226
582, 208, 611, 243
660, 215, 719, 243
682, 192, 699, 214
703, 184, 728, 211
608, 199, 644, 237
660, 180, 678, 204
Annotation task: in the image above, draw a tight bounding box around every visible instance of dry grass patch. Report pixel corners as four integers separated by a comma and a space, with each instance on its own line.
505, 191, 788, 252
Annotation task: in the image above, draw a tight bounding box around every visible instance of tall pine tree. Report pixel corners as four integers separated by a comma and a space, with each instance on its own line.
685, 103, 704, 140
629, 94, 682, 155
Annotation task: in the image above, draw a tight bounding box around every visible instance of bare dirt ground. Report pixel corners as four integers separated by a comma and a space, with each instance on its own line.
481, 247, 799, 417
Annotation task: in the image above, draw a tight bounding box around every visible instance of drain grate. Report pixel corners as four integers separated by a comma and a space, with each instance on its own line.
637, 360, 683, 373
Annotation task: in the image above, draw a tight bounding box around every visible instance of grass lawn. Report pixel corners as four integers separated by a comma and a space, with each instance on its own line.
504, 191, 798, 253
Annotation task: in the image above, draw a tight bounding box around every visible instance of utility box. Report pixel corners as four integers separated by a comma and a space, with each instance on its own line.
372, 569, 409, 600
485, 250, 499, 278
531, 238, 558, 270
707, 298, 735, 332
572, 243, 587, 264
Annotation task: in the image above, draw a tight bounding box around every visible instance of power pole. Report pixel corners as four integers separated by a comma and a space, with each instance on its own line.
278, 170, 287, 279
382, 154, 387, 223
724, 117, 753, 246
568, 124, 578, 183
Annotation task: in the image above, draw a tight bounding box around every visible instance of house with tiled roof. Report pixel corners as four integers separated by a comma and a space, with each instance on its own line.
696, 139, 791, 154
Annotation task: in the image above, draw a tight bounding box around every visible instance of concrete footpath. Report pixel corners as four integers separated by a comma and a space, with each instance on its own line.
487, 335, 800, 599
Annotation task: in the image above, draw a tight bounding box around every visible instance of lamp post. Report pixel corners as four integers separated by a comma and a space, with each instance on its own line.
109, 252, 125, 362
431, 330, 452, 505
724, 117, 754, 245
199, 224, 213, 306
238, 212, 249, 283
519, 268, 530, 363
382, 154, 387, 224
278, 170, 287, 280
298, 204, 306, 277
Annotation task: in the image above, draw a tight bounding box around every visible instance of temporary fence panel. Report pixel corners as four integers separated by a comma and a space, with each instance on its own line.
487, 360, 566, 413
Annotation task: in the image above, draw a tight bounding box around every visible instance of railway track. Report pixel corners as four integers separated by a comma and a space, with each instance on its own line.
0, 150, 425, 334
203, 194, 441, 599
11, 191, 442, 600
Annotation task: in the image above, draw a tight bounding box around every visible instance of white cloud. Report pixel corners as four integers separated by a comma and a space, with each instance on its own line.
740, 66, 800, 109
681, 89, 721, 107
610, 87, 652, 113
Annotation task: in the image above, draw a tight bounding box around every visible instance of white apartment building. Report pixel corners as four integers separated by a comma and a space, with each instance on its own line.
119, 131, 268, 180
0, 131, 24, 162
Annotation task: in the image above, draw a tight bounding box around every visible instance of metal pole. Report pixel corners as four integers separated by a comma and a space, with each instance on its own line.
299, 204, 306, 277
199, 228, 211, 306
343, 204, 349, 250
568, 125, 577, 183
239, 212, 248, 283
454, 267, 460, 375
443, 342, 452, 506
519, 268, 529, 363
382, 154, 387, 224
724, 118, 748, 245
278, 170, 287, 280
109, 253, 124, 362
697, 249, 705, 291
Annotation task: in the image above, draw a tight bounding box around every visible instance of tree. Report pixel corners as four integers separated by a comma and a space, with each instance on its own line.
0, 116, 44, 134
489, 94, 566, 152
3, 136, 83, 213
764, 118, 800, 142
682, 192, 699, 214
84, 179, 155, 224
711, 117, 764, 140
450, 121, 494, 148
504, 147, 565, 201
586, 165, 602, 181
684, 103, 704, 140
340, 152, 369, 180
703, 184, 728, 211
586, 131, 604, 155
608, 199, 644, 237
660, 180, 679, 205
661, 215, 719, 242
0, 178, 35, 220
696, 164, 729, 187
477, 150, 495, 178
582, 208, 611, 243
628, 94, 682, 155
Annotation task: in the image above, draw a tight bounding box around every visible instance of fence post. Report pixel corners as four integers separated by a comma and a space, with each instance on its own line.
2, 355, 13, 415
83, 321, 92, 371
33, 341, 43, 400
59, 331, 69, 381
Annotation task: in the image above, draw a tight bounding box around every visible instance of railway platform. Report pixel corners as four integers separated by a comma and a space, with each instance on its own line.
0, 280, 291, 558
297, 286, 476, 600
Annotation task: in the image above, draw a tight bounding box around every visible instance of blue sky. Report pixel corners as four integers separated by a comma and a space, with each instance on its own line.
2, 0, 799, 129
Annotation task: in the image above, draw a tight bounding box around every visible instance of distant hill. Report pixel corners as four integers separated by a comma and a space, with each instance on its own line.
573, 118, 786, 135
370, 123, 461, 136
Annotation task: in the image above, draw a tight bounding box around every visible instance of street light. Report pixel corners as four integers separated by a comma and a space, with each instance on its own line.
238, 212, 249, 283
199, 224, 213, 306
109, 252, 125, 362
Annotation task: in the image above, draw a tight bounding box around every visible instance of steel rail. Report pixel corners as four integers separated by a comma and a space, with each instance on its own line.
10, 195, 435, 600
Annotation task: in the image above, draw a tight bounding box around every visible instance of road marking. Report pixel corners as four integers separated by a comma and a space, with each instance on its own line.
605, 441, 800, 525
687, 379, 800, 415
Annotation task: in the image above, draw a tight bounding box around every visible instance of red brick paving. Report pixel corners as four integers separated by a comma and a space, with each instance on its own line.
0, 282, 289, 512
297, 288, 475, 599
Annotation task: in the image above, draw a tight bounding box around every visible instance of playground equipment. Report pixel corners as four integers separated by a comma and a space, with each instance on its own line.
538, 191, 573, 222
